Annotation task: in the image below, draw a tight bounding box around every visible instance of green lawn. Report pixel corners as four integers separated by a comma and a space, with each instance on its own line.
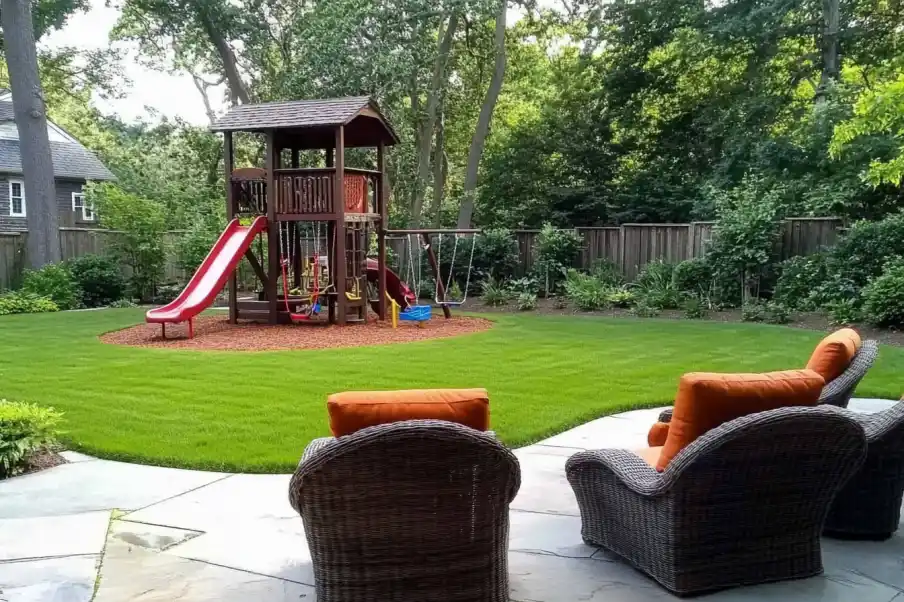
1, 309, 902, 473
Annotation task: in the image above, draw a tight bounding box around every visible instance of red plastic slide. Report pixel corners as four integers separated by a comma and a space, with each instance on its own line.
146, 216, 268, 337
366, 258, 417, 314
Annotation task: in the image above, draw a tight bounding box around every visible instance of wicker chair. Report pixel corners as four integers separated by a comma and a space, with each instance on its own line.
565, 407, 867, 596
817, 339, 879, 407
288, 419, 521, 602
656, 340, 880, 426
824, 399, 904, 540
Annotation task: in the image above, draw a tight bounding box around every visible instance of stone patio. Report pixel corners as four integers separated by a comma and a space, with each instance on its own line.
2, 399, 902, 602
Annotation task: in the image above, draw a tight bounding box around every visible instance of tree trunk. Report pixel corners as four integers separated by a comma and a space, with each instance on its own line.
457, 0, 507, 229
430, 106, 448, 227
2, 0, 60, 268
815, 0, 840, 103
191, 74, 219, 125
198, 10, 250, 105
409, 12, 458, 227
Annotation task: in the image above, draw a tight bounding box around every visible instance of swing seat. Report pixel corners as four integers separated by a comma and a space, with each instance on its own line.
400, 305, 432, 322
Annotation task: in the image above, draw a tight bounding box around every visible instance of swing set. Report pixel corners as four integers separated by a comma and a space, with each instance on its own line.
387, 229, 480, 322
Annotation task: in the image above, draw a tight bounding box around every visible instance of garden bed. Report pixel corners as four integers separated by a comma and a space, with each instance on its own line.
101, 314, 494, 351
477, 298, 904, 347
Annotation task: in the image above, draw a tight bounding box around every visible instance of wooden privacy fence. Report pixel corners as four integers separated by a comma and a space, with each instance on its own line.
517, 217, 842, 280
0, 217, 842, 291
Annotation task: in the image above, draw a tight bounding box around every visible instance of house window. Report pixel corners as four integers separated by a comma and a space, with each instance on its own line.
72, 191, 95, 221
8, 180, 25, 217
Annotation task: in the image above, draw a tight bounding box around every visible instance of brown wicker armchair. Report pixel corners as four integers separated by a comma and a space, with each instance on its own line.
565, 406, 867, 596
824, 399, 904, 540
288, 419, 521, 602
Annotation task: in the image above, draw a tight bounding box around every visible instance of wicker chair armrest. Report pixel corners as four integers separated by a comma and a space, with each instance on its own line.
300, 436, 339, 465
566, 449, 670, 496
833, 399, 904, 442
289, 436, 340, 513
658, 408, 674, 423
818, 340, 879, 407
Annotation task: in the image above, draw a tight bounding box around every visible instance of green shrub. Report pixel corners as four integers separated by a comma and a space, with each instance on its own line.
673, 257, 712, 297
472, 228, 520, 282
508, 276, 540, 296
564, 270, 610, 311
682, 296, 706, 319
590, 259, 623, 286
827, 298, 862, 326
67, 254, 126, 308
481, 277, 509, 307
830, 213, 904, 290
862, 260, 904, 327
773, 254, 829, 311
630, 300, 660, 318
517, 292, 538, 311
178, 221, 222, 274
606, 287, 636, 308
90, 183, 168, 302
534, 224, 583, 295
0, 400, 63, 478
152, 283, 184, 305
0, 291, 59, 315
704, 177, 782, 303
21, 263, 80, 310
764, 301, 792, 325
741, 300, 767, 322
109, 298, 137, 308
633, 260, 684, 309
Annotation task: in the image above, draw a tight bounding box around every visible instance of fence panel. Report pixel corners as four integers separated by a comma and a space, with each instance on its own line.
577, 227, 620, 269
779, 217, 840, 260
514, 230, 540, 276
0, 232, 24, 290
619, 224, 691, 280
0, 217, 846, 293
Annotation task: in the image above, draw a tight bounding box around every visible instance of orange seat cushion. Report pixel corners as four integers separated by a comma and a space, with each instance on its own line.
635, 446, 663, 468
806, 328, 862, 382
657, 370, 825, 472
327, 388, 490, 437
647, 422, 670, 447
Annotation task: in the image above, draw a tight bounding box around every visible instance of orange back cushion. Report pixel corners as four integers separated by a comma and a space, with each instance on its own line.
806, 328, 862, 382
327, 388, 490, 437
657, 370, 825, 472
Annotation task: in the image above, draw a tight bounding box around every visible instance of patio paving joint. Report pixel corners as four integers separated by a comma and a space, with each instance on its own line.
122, 473, 236, 517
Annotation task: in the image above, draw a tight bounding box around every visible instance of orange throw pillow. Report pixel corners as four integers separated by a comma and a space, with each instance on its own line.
647, 422, 670, 447
806, 328, 862, 382
657, 370, 824, 472
328, 388, 490, 437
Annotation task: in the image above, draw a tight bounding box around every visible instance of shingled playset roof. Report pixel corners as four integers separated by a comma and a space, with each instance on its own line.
210, 96, 399, 147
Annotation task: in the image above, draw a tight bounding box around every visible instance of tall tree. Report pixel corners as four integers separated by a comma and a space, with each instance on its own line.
410, 11, 459, 227
457, 0, 507, 228
1, 0, 60, 266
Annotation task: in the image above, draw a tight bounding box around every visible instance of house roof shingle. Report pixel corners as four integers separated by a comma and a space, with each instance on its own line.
0, 139, 116, 181
0, 103, 13, 121
210, 96, 399, 145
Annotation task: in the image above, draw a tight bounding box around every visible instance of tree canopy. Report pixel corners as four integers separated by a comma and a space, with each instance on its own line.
1, 0, 902, 234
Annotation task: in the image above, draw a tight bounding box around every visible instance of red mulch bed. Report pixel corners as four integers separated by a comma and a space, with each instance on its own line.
101, 314, 494, 352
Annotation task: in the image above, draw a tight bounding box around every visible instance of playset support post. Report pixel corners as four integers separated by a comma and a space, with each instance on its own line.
376, 141, 388, 321
224, 131, 237, 324
265, 130, 279, 324
334, 125, 347, 324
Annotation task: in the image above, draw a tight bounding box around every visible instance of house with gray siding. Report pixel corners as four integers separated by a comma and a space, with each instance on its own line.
0, 91, 115, 232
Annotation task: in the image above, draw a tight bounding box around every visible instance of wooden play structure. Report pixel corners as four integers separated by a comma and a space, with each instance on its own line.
214, 96, 398, 326
146, 95, 481, 336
